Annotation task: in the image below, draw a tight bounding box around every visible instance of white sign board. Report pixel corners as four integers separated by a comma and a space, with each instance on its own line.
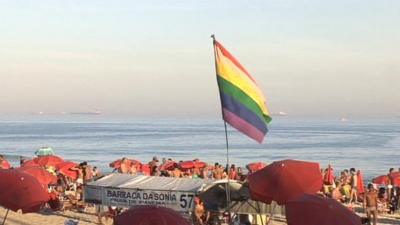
102, 187, 195, 212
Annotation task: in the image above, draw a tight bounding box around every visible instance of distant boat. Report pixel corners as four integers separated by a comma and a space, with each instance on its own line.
70, 110, 102, 115
271, 111, 288, 116
340, 118, 348, 122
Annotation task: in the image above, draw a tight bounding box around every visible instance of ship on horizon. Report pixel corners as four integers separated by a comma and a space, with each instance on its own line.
69, 109, 102, 115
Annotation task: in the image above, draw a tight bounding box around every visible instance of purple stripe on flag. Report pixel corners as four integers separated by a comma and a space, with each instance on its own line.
223, 108, 266, 143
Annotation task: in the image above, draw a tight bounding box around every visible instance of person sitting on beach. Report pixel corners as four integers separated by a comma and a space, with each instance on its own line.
331, 181, 345, 202
92, 166, 101, 179
364, 183, 378, 225
349, 168, 358, 204
377, 187, 389, 214
172, 167, 183, 178
64, 186, 85, 211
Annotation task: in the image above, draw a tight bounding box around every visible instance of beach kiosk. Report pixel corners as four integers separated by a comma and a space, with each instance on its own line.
84, 173, 210, 213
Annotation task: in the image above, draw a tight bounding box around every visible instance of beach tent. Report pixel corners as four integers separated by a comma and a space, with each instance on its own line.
84, 173, 210, 212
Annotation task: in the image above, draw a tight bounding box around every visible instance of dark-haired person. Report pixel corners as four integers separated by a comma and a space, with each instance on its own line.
349, 168, 358, 204
364, 184, 378, 225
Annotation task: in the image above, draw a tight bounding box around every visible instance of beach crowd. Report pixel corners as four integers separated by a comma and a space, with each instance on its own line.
1, 153, 400, 225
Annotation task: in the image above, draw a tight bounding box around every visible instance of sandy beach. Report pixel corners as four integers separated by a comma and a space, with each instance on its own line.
0, 206, 110, 225
1, 205, 399, 225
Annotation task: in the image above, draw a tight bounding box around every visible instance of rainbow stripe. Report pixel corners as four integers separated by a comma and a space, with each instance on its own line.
214, 40, 271, 143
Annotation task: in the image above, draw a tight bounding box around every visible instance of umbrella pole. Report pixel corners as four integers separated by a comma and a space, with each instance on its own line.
255, 201, 265, 225
2, 209, 9, 225
223, 121, 232, 224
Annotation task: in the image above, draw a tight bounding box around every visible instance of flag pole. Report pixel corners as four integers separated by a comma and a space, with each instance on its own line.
211, 34, 232, 224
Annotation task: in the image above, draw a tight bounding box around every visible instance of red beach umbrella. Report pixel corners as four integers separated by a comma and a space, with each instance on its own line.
0, 169, 49, 213
110, 158, 142, 170
55, 161, 79, 180
372, 175, 389, 185
60, 169, 78, 180
248, 159, 323, 204
246, 162, 266, 173
286, 194, 362, 225
21, 159, 40, 167
55, 161, 77, 171
357, 170, 365, 194
389, 172, 400, 186
114, 206, 191, 225
16, 166, 57, 186
179, 160, 207, 169
34, 155, 64, 167
160, 161, 178, 171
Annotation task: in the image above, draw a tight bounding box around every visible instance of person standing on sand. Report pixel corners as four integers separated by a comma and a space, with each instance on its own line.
349, 168, 358, 204
388, 168, 395, 200
364, 183, 378, 225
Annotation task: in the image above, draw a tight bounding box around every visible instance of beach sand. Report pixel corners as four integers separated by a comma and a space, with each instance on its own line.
0, 206, 112, 225
1, 205, 399, 225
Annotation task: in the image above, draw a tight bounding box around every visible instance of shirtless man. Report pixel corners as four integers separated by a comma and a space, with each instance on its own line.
364, 183, 378, 225
119, 157, 130, 174
349, 168, 358, 204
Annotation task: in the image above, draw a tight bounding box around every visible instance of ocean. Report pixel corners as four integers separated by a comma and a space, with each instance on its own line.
0, 116, 399, 181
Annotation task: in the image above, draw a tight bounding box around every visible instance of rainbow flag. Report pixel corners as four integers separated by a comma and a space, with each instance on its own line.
213, 39, 271, 143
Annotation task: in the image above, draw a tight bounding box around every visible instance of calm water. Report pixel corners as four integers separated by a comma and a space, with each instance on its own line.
0, 116, 399, 180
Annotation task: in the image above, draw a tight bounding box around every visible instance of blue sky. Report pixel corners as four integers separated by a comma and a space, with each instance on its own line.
1, 0, 399, 118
